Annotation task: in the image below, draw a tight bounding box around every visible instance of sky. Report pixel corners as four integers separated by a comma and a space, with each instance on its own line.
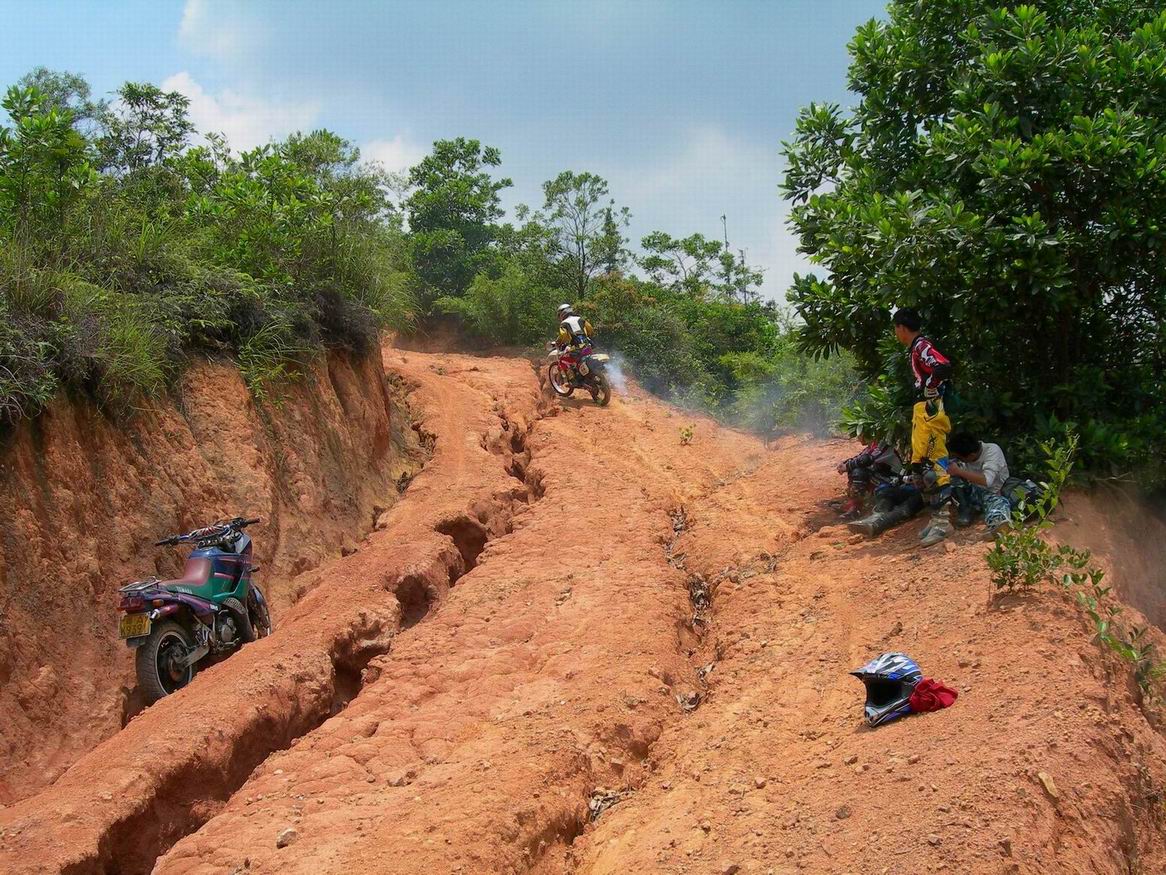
0, 0, 887, 301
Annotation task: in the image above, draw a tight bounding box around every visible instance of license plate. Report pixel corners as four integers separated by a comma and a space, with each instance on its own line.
119, 613, 151, 639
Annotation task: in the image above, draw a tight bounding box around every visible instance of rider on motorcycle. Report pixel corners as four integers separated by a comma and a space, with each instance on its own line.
556, 304, 594, 380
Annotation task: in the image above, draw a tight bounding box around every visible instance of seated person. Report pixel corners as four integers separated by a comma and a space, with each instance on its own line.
835, 434, 903, 518
946, 432, 1011, 533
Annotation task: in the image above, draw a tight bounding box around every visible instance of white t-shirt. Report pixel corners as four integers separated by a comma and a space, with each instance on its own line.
967, 442, 1009, 493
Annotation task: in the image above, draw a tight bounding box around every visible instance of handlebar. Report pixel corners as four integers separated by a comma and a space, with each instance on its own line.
155, 516, 261, 547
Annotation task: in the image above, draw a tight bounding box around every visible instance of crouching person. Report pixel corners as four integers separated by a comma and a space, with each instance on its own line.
947, 432, 1011, 535
835, 433, 903, 518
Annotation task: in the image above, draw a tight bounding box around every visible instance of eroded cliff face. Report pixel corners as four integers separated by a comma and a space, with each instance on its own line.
0, 350, 424, 804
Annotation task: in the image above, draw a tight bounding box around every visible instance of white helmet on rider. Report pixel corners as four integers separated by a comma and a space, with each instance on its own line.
557, 303, 573, 320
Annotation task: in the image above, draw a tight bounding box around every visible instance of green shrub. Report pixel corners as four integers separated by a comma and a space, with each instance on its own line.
435, 262, 559, 346
0, 78, 418, 425
986, 434, 1165, 696
238, 315, 310, 405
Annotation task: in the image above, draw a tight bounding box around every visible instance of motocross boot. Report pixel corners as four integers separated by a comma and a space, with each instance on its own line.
920, 510, 955, 547
847, 499, 913, 538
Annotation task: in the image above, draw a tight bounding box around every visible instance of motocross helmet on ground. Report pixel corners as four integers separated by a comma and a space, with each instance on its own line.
557, 303, 573, 320
850, 652, 923, 727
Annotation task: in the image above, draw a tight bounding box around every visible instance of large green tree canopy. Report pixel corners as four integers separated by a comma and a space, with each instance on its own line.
783, 0, 1166, 473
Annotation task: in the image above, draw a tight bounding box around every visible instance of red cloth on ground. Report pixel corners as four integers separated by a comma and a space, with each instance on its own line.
909, 677, 958, 712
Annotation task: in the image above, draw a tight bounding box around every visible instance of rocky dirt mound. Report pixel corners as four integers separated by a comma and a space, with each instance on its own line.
0, 346, 1163, 874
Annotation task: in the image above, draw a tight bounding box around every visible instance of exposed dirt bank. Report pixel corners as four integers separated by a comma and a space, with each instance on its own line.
1056, 484, 1166, 630
0, 351, 424, 805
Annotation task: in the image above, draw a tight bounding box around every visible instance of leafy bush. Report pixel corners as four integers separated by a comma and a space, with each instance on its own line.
784, 1, 1166, 483
435, 263, 559, 346
0, 77, 418, 426
987, 435, 1079, 595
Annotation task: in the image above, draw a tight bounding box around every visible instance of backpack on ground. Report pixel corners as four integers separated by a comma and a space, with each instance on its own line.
1002, 476, 1046, 520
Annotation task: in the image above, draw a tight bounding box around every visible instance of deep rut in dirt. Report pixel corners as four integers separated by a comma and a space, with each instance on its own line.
0, 352, 549, 875
119, 425, 546, 875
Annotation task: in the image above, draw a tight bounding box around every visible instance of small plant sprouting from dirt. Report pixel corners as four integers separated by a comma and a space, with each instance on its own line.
986, 435, 1076, 595
986, 435, 1166, 698
679, 424, 695, 446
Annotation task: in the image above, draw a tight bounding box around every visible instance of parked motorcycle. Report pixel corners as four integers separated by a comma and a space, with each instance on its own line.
546, 342, 613, 406
116, 517, 272, 703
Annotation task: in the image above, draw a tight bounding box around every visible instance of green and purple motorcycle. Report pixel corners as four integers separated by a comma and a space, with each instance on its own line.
116, 517, 272, 703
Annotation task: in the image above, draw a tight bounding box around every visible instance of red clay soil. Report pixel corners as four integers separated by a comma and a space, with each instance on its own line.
0, 350, 423, 804
1, 346, 1164, 875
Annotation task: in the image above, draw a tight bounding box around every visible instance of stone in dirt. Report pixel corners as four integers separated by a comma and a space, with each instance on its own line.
1037, 771, 1059, 801
275, 827, 298, 849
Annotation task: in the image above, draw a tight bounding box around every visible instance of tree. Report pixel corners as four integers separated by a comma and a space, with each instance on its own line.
540, 170, 629, 299
405, 138, 512, 302
16, 67, 105, 134
598, 206, 630, 275
717, 248, 764, 304
640, 231, 725, 297
98, 82, 194, 173
783, 0, 1166, 475
0, 85, 96, 242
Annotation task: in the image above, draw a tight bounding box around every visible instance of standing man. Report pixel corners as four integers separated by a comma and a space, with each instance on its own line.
893, 308, 955, 547
893, 307, 953, 404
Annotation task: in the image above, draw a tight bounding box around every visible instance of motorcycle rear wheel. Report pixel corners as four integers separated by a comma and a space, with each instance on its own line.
589, 373, 612, 407
136, 620, 196, 704
548, 363, 574, 397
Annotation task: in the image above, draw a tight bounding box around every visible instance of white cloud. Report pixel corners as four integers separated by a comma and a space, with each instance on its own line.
361, 135, 426, 174
161, 72, 320, 152
179, 0, 257, 62
606, 126, 810, 302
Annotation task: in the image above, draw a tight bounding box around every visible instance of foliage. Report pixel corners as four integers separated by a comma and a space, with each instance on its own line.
434, 262, 559, 347
0, 84, 97, 241
0, 73, 418, 425
17, 66, 106, 133
640, 231, 723, 297
783, 1, 1166, 482
986, 434, 1165, 696
98, 82, 194, 174
578, 274, 859, 432
537, 171, 630, 299
639, 231, 763, 302
405, 138, 512, 303
679, 424, 695, 445
987, 434, 1079, 594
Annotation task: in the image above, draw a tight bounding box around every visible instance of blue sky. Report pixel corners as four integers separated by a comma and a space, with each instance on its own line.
0, 0, 887, 300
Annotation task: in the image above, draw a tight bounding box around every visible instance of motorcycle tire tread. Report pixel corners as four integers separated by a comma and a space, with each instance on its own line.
135, 620, 196, 704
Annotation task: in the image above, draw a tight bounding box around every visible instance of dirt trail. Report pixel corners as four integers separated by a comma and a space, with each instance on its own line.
1, 346, 1163, 874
